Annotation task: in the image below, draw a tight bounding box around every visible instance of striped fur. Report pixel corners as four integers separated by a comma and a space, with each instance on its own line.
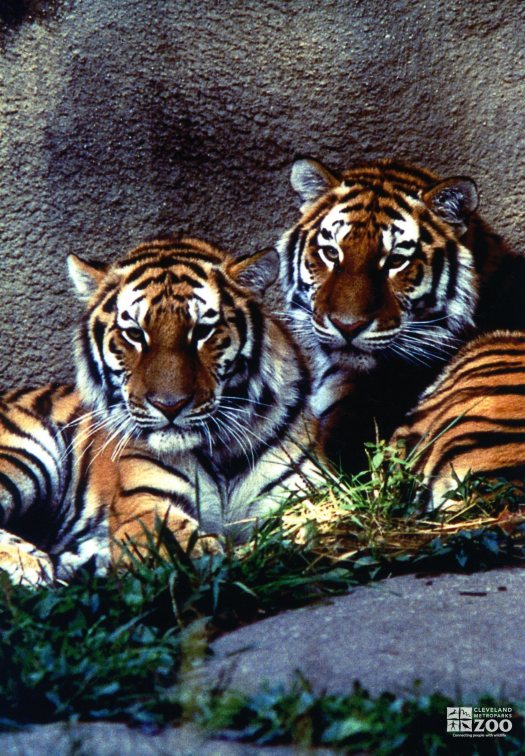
278, 157, 523, 470
392, 331, 525, 508
0, 237, 322, 585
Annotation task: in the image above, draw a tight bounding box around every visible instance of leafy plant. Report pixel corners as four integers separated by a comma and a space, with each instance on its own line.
204, 678, 524, 754
280, 440, 525, 577
0, 568, 183, 727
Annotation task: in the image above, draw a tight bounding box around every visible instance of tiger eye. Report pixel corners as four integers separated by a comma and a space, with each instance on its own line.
386, 254, 409, 270
192, 323, 215, 342
319, 246, 340, 262
123, 327, 145, 344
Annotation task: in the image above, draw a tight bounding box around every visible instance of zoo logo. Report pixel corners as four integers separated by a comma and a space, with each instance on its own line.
446, 707, 513, 737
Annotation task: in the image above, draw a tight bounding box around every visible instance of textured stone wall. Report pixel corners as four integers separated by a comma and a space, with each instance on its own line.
1, 0, 524, 386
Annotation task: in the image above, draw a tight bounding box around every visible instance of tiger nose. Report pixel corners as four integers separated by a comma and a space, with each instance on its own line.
329, 316, 371, 341
147, 393, 193, 421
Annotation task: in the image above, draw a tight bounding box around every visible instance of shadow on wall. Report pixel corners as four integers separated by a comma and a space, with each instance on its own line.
0, 0, 64, 29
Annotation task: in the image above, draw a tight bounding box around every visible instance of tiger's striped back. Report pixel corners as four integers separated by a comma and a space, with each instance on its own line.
391, 331, 525, 508
278, 156, 523, 471
0, 237, 323, 585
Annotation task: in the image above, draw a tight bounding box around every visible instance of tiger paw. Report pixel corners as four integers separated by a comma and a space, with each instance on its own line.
164, 515, 222, 558
111, 509, 222, 567
0, 530, 54, 587
188, 531, 222, 558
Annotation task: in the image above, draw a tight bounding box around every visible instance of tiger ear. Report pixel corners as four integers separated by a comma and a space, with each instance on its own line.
227, 247, 279, 294
423, 176, 479, 236
291, 157, 341, 208
67, 254, 108, 299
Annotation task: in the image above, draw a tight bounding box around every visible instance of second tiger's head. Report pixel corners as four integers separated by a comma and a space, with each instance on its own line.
278, 157, 480, 371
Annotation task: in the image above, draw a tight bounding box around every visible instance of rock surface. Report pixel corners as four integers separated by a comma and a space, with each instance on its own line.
207, 567, 525, 700
2, 1, 525, 386
0, 721, 330, 755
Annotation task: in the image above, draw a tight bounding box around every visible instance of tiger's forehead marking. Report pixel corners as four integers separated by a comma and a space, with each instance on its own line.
381, 213, 420, 254
316, 205, 352, 269
316, 201, 420, 269
318, 205, 352, 245
115, 276, 221, 328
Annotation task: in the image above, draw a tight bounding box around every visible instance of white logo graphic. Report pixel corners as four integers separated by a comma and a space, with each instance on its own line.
446, 706, 513, 738
447, 707, 472, 733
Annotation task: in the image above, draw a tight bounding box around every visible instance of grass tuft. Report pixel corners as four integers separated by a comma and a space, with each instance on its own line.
281, 440, 525, 576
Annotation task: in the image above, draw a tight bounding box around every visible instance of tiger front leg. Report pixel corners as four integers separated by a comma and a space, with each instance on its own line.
0, 396, 69, 587
109, 493, 220, 567
0, 529, 55, 587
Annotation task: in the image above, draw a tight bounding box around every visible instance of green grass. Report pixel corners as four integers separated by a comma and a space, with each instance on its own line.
1, 442, 524, 748
280, 439, 525, 576
0, 521, 353, 729
0, 568, 182, 727
204, 681, 524, 754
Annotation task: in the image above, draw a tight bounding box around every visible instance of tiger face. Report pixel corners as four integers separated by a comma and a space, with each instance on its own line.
68, 237, 278, 455
278, 158, 480, 372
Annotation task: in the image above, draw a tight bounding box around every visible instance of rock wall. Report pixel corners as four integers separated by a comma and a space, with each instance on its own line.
1, 0, 524, 385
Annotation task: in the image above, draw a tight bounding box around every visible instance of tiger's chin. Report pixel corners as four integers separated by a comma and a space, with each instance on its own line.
336, 349, 379, 372
141, 427, 205, 456
319, 339, 380, 372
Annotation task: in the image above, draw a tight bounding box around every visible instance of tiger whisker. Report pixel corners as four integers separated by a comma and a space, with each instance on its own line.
400, 345, 454, 359
59, 412, 122, 463
196, 418, 214, 455
209, 414, 254, 469
111, 419, 137, 461
220, 395, 274, 408
212, 413, 255, 470
217, 408, 269, 448
397, 346, 443, 365
399, 333, 457, 351
207, 414, 228, 449
402, 327, 463, 344
90, 413, 133, 468
60, 406, 114, 431
288, 300, 313, 316
64, 407, 130, 468
218, 413, 256, 464
407, 316, 450, 325
387, 342, 433, 368
216, 402, 268, 421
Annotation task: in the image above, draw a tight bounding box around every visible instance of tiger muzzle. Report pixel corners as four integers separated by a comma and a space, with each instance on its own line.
328, 316, 371, 342
146, 393, 194, 422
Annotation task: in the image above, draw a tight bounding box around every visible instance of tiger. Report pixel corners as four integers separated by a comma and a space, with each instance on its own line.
391, 330, 525, 509
0, 236, 322, 586
277, 156, 525, 472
